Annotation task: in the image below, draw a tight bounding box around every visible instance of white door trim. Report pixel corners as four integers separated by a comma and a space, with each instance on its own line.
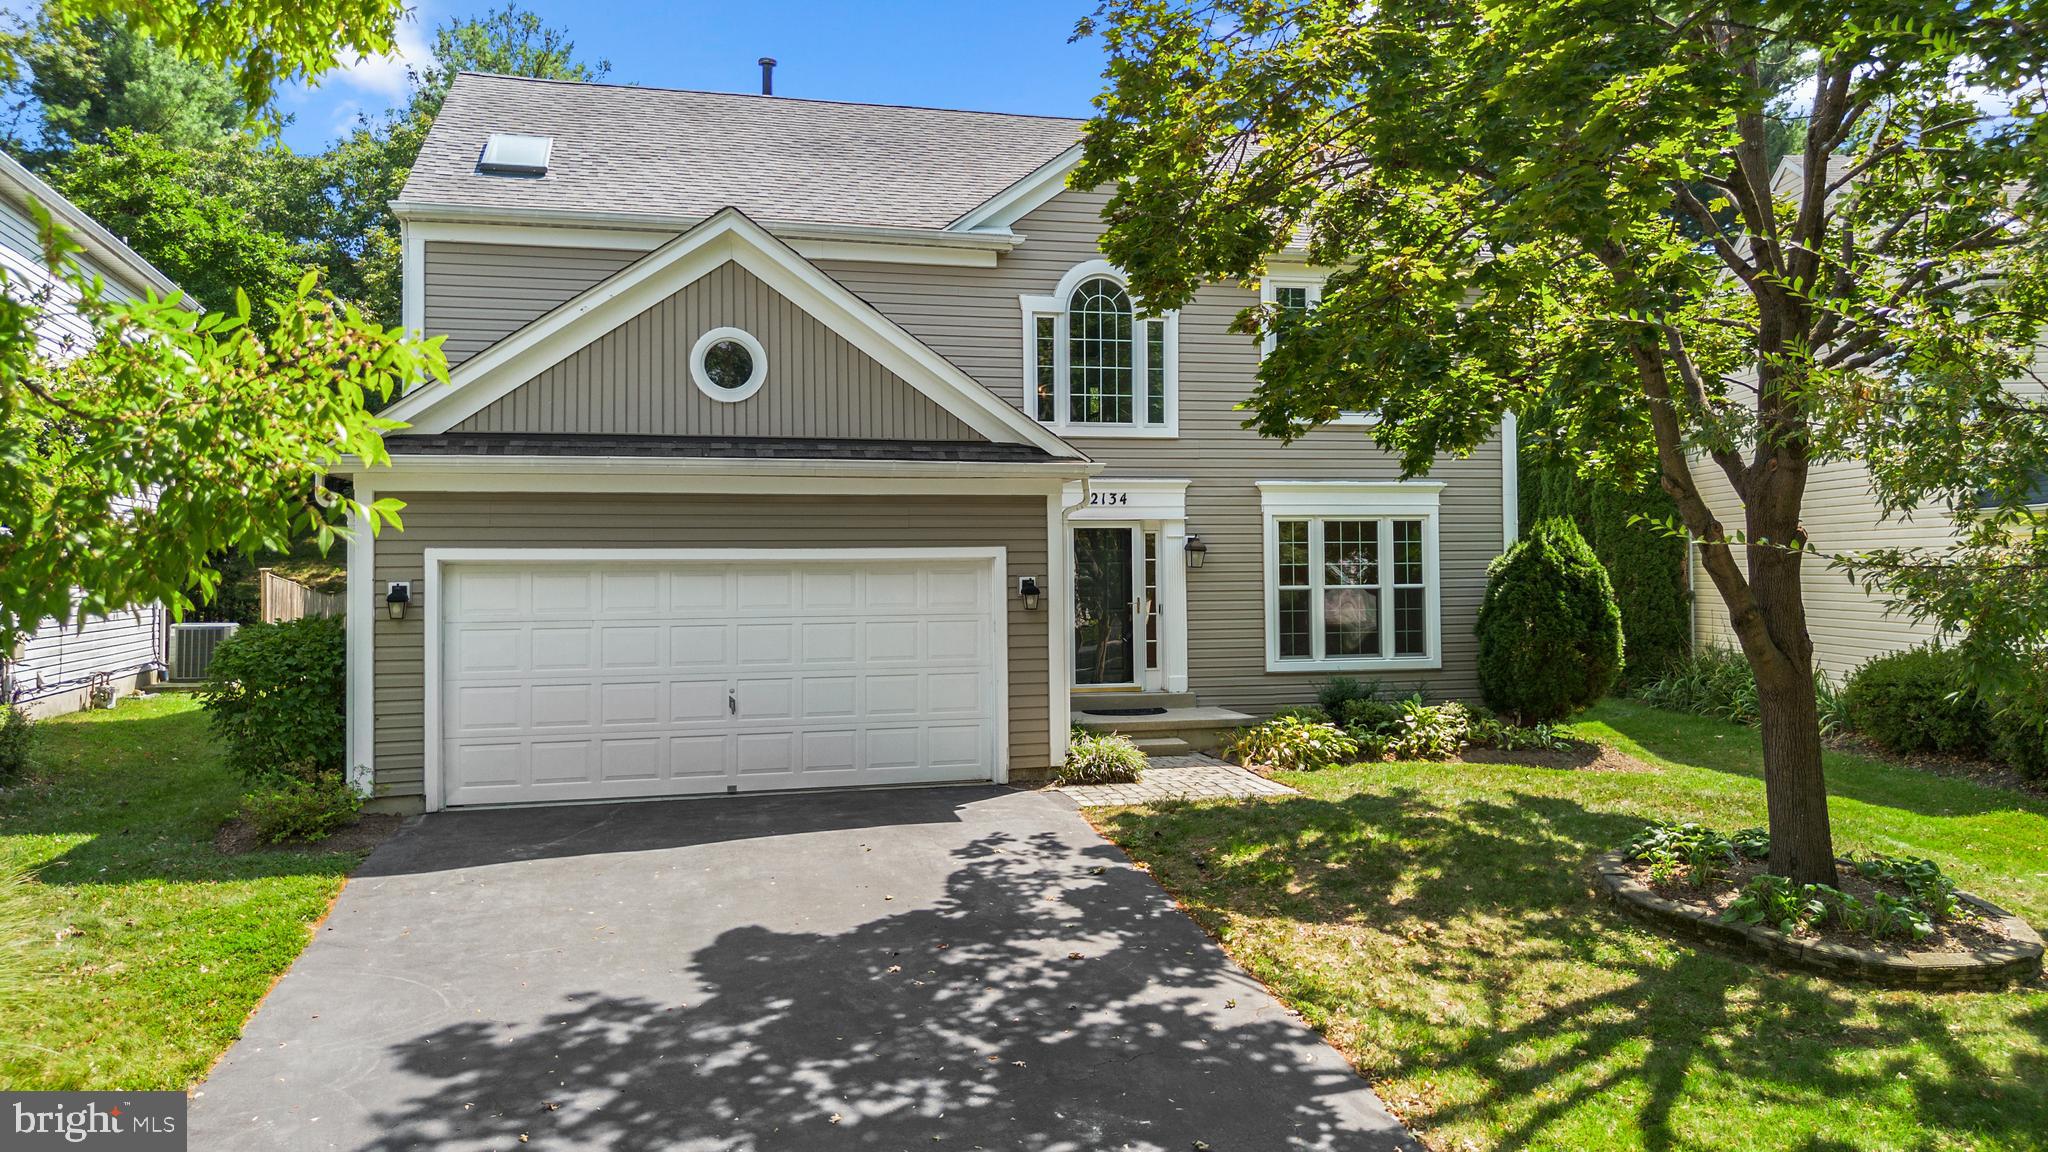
421, 546, 1009, 812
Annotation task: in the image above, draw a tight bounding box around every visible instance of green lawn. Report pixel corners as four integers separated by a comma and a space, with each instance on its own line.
0, 694, 366, 1089
1091, 699, 2048, 1152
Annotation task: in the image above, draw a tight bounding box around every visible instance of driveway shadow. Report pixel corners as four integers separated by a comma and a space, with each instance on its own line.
191, 788, 1415, 1151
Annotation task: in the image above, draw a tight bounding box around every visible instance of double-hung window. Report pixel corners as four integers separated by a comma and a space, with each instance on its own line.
1260, 272, 1376, 427
1021, 261, 1177, 437
1260, 481, 1442, 671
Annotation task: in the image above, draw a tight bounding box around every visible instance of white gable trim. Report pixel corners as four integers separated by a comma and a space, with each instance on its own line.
950, 144, 1084, 233
384, 208, 1084, 458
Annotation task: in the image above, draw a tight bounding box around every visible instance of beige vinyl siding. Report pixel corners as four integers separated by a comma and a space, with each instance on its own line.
455, 260, 981, 440
817, 187, 1507, 709
424, 241, 641, 366
370, 493, 1051, 800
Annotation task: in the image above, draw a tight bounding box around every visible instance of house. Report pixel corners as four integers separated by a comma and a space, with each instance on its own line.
337, 74, 1515, 813
0, 150, 181, 718
1686, 164, 2048, 682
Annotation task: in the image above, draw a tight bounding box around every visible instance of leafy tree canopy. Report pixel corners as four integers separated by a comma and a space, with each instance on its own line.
43, 128, 323, 322
1075, 0, 2048, 884
1, 12, 244, 155
0, 0, 440, 645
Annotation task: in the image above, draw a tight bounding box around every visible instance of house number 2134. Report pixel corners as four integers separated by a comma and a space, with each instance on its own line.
1087, 491, 1129, 507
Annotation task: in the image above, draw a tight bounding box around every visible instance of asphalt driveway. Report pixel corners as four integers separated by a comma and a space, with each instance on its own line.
190, 785, 1416, 1151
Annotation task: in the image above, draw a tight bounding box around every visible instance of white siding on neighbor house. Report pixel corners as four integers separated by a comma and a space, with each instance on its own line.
1, 181, 169, 717
1690, 348, 2048, 681
0, 193, 137, 361
11, 605, 165, 715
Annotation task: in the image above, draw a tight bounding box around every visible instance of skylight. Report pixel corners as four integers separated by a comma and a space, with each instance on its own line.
478, 133, 553, 176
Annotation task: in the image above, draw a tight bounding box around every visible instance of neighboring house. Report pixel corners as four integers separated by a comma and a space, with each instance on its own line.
0, 150, 182, 718
338, 74, 1515, 813
1686, 157, 2048, 681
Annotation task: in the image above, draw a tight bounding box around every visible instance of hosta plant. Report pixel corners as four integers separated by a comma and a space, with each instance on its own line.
1229, 716, 1360, 773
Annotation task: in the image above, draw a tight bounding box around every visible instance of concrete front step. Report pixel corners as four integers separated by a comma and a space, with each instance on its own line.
1074, 706, 1257, 753
1070, 690, 1199, 714
1130, 736, 1194, 757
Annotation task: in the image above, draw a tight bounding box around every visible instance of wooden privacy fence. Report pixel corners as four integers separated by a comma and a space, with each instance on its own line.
259, 568, 346, 623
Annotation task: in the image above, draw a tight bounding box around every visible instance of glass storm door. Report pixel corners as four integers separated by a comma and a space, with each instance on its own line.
1073, 526, 1138, 686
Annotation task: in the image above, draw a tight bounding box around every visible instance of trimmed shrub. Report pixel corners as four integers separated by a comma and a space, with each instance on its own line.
199, 617, 347, 786
1058, 729, 1146, 785
1841, 646, 1988, 757
1476, 518, 1624, 722
1229, 716, 1360, 772
237, 776, 365, 844
1334, 697, 1402, 734
1315, 676, 1377, 715
0, 704, 32, 783
1988, 667, 2048, 780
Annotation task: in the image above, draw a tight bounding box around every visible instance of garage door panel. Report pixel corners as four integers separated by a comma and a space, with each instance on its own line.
669, 679, 729, 722
530, 683, 594, 729
735, 622, 794, 664
600, 625, 663, 670
454, 628, 524, 674
667, 734, 730, 778
865, 620, 919, 663
736, 731, 796, 775
440, 557, 1000, 808
599, 681, 664, 726
801, 676, 857, 719
600, 737, 664, 782
530, 626, 594, 671
530, 739, 595, 785
927, 618, 983, 662
600, 570, 662, 614
670, 624, 727, 667
736, 677, 794, 719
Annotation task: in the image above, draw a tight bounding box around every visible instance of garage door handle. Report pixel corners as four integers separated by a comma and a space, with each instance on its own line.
728, 688, 737, 716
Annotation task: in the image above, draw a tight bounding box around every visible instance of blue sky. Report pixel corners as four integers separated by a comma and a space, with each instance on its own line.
276, 1, 1113, 152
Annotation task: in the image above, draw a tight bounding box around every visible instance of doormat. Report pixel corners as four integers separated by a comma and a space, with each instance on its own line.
1079, 706, 1169, 716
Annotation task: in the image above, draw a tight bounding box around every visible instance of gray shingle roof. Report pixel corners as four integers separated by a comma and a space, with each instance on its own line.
400, 74, 1084, 230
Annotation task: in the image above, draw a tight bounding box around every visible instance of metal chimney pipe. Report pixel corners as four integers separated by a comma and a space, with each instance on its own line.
758, 57, 776, 96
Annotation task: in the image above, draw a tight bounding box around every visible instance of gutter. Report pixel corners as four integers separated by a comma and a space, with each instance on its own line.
389, 199, 1027, 254
333, 452, 1101, 482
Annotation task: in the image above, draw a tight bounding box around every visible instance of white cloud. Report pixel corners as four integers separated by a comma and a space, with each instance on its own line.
321, 12, 435, 103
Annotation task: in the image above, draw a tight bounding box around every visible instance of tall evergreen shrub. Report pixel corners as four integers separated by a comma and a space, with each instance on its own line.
1520, 461, 1690, 685
1477, 518, 1625, 722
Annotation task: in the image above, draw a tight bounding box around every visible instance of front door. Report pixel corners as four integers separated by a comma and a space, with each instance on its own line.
1074, 526, 1139, 687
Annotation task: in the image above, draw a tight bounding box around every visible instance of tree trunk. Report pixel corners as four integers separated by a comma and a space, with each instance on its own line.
1744, 509, 1838, 887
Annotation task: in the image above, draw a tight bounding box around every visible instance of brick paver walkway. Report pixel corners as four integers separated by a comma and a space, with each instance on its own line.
1057, 755, 1297, 807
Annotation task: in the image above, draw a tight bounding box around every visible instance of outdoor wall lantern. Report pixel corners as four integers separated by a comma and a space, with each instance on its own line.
386, 581, 412, 621
1184, 535, 1209, 570
1018, 576, 1043, 611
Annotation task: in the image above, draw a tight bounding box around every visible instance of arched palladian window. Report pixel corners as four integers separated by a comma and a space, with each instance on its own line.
1020, 261, 1176, 437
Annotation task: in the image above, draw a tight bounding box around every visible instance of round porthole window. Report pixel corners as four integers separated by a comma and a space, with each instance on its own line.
690, 326, 768, 402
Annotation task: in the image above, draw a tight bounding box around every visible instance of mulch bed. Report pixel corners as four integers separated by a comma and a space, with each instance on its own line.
1458, 738, 1653, 772
1616, 855, 2014, 956
214, 813, 403, 856
1827, 732, 2048, 802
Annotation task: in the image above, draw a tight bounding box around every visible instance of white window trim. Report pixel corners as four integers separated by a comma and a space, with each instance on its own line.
690, 326, 767, 402
1019, 260, 1179, 439
1259, 272, 1376, 428
1258, 480, 1444, 673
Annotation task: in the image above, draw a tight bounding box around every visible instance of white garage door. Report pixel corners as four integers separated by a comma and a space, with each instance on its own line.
436, 556, 1002, 808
